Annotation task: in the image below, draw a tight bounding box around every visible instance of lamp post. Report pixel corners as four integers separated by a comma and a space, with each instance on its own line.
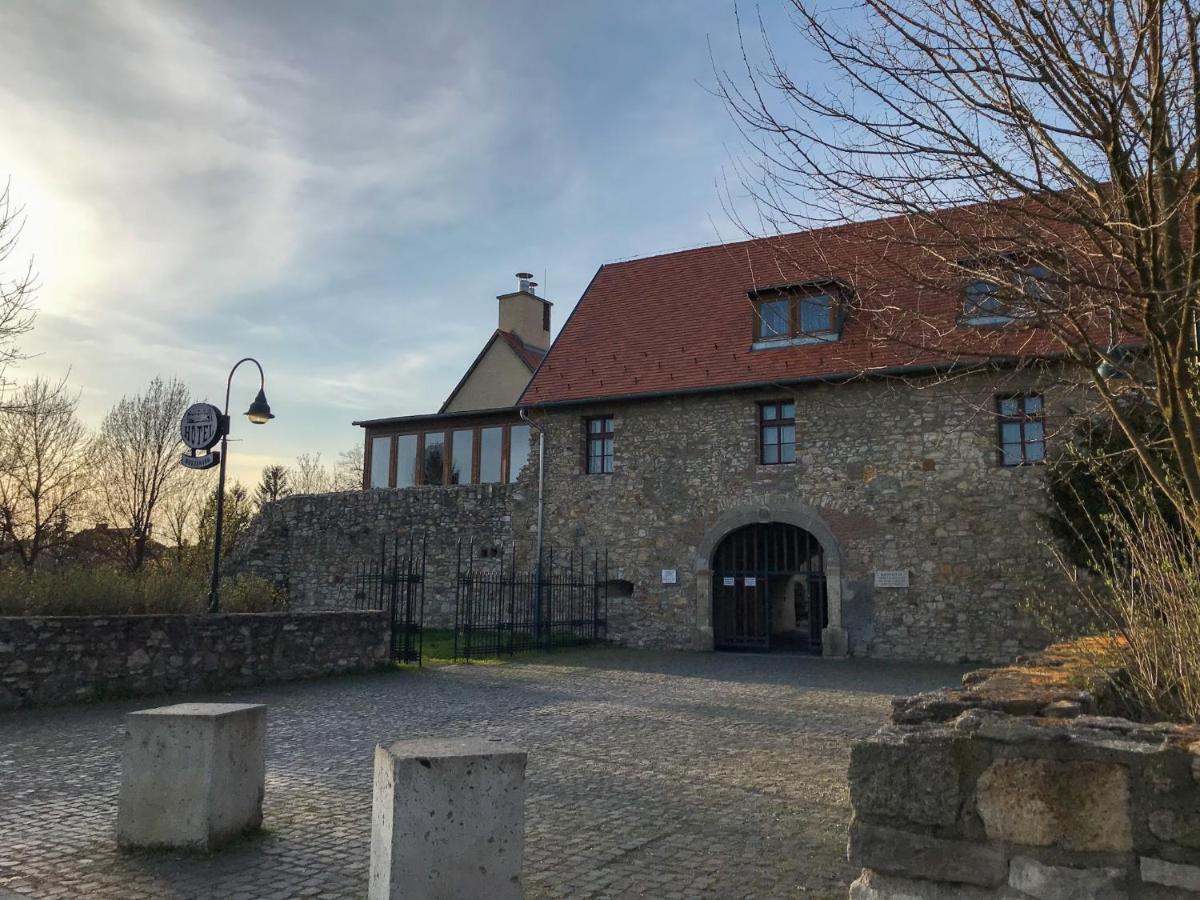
208, 358, 273, 613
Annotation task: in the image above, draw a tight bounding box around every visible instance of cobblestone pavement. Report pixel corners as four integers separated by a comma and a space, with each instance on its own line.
0, 649, 965, 899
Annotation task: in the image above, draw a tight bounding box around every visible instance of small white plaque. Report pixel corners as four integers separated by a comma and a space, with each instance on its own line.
661, 569, 677, 585
722, 576, 735, 587
744, 576, 757, 587
875, 569, 910, 588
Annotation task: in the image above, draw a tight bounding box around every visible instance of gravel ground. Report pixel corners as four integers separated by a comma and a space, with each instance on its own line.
0, 648, 965, 899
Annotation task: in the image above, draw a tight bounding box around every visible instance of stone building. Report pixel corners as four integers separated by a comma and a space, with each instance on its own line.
242, 213, 1077, 664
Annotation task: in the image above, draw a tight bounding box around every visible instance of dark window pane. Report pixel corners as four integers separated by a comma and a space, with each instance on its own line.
966, 280, 1002, 316
761, 405, 777, 421
763, 443, 779, 464
1024, 394, 1043, 413
370, 436, 390, 489
781, 402, 795, 420
589, 419, 602, 434
450, 429, 473, 484
603, 455, 613, 474
799, 295, 831, 333
422, 432, 445, 485
395, 435, 417, 488
780, 425, 796, 444
1026, 441, 1046, 462
759, 299, 789, 338
763, 426, 779, 445
508, 425, 530, 481
999, 398, 1019, 416
1001, 443, 1023, 466
1024, 421, 1044, 443
478, 427, 503, 483
780, 442, 796, 463
1001, 422, 1022, 444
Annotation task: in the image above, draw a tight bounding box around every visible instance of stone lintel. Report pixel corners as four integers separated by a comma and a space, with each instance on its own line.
848, 821, 1007, 887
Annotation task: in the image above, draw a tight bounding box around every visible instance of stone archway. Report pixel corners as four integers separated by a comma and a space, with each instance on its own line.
694, 501, 848, 657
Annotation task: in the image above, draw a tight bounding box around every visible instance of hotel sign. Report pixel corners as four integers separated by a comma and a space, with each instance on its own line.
180, 403, 225, 470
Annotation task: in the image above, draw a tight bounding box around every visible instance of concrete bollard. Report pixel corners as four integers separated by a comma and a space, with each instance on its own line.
369, 737, 526, 900
117, 702, 266, 852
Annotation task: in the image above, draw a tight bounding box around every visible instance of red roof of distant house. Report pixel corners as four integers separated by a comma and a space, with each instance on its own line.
519, 211, 1067, 407
496, 329, 548, 370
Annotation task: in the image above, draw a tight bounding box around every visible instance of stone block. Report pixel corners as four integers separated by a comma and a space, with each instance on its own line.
849, 733, 963, 828
1007, 855, 1126, 900
849, 868, 1010, 899
848, 820, 1007, 887
1140, 857, 1200, 893
117, 702, 266, 851
821, 625, 848, 657
976, 757, 1132, 851
369, 737, 525, 900
1148, 809, 1200, 849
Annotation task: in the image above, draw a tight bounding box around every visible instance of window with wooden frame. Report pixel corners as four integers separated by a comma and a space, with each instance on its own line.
752, 285, 841, 344
997, 394, 1045, 466
961, 257, 1052, 326
364, 423, 533, 489
585, 416, 614, 474
759, 401, 796, 465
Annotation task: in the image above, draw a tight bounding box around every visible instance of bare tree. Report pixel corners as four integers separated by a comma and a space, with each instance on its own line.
332, 445, 364, 492
254, 464, 291, 509
718, 0, 1200, 527
93, 376, 191, 569
0, 181, 36, 407
0, 376, 90, 566
292, 452, 331, 495
161, 475, 210, 567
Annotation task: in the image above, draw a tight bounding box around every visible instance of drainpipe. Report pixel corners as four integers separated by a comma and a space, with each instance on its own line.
518, 407, 545, 565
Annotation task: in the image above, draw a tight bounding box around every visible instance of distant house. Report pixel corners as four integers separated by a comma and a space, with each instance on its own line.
353, 274, 550, 489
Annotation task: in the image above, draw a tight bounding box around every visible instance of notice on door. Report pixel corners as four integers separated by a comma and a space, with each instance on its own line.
722, 576, 735, 587
743, 576, 757, 587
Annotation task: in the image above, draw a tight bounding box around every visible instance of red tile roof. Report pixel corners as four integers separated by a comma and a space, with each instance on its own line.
520, 212, 1066, 407
496, 329, 548, 370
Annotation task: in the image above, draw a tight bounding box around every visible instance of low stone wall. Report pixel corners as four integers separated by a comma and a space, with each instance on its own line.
0, 610, 389, 710
848, 644, 1200, 898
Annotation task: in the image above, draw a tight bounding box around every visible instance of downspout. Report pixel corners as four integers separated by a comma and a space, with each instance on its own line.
517, 407, 545, 564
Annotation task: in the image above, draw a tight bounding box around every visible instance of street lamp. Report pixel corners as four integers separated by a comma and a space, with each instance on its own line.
208, 358, 273, 613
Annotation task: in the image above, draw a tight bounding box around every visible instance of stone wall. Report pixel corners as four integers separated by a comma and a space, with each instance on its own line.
528, 371, 1065, 662
847, 646, 1200, 898
0, 610, 389, 710
231, 485, 524, 627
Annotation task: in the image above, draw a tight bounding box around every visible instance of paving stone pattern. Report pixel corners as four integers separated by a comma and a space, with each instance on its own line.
0, 649, 963, 899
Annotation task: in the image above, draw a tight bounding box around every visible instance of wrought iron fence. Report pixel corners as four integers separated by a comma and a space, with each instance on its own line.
352, 534, 425, 665
453, 543, 608, 661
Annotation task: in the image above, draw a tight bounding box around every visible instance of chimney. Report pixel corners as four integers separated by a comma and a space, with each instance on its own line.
499, 270, 552, 350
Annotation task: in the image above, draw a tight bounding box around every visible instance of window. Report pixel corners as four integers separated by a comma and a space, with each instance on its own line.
753, 288, 840, 344
478, 426, 504, 483
395, 434, 417, 488
997, 394, 1045, 466
509, 424, 531, 481
369, 435, 391, 489
450, 429, 474, 484
962, 260, 1050, 325
422, 432, 446, 485
760, 401, 796, 465
586, 417, 614, 474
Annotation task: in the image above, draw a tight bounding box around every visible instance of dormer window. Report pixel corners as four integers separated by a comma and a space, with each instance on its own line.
751, 285, 842, 348
960, 258, 1050, 327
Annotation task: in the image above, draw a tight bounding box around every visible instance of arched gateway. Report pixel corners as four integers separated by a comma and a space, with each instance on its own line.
711, 522, 828, 652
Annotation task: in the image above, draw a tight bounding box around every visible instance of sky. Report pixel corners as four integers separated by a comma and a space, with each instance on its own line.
0, 0, 810, 488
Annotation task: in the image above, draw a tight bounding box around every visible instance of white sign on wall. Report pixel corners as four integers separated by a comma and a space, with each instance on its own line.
661, 569, 678, 585
744, 576, 757, 588
874, 569, 910, 588
722, 576, 735, 587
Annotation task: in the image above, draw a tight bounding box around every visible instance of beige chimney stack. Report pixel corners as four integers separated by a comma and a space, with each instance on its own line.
498, 271, 551, 350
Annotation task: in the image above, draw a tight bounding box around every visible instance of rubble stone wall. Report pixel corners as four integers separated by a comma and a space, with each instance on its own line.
0, 610, 388, 710
847, 645, 1200, 898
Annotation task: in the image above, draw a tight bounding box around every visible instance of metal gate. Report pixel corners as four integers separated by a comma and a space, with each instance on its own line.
453, 543, 608, 661
353, 534, 425, 664
711, 522, 826, 652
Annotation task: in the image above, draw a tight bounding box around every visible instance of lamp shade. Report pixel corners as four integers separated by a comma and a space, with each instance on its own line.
245, 388, 274, 424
